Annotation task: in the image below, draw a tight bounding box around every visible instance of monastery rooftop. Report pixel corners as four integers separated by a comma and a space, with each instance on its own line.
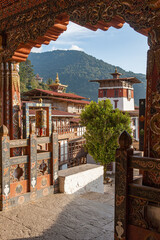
90, 77, 141, 84
22, 88, 88, 100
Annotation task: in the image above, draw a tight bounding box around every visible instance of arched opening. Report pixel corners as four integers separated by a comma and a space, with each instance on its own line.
1, 1, 160, 239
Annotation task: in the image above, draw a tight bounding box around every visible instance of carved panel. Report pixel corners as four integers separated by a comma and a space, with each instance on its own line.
128, 197, 148, 229
0, 0, 160, 60
37, 159, 50, 176
10, 163, 28, 183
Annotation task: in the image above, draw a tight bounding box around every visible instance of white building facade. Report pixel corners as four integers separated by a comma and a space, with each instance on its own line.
90, 69, 141, 141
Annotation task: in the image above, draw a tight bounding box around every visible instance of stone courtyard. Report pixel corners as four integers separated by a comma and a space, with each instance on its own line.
0, 181, 114, 240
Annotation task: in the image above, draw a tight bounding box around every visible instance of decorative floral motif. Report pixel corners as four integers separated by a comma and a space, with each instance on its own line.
116, 221, 124, 239
128, 197, 149, 229
4, 184, 9, 197
18, 196, 25, 205
31, 177, 36, 188
116, 194, 125, 206
39, 160, 47, 175
0, 0, 159, 60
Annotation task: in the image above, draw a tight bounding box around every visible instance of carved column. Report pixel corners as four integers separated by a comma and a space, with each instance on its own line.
10, 63, 22, 156
115, 131, 133, 240
0, 59, 22, 155
0, 61, 11, 130
143, 26, 160, 187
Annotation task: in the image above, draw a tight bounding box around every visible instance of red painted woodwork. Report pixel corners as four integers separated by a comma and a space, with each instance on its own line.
98, 89, 103, 98
107, 89, 115, 98
10, 180, 29, 198
99, 88, 134, 98
127, 225, 160, 240
37, 174, 51, 190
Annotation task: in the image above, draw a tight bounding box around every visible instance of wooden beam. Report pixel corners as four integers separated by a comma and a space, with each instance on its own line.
129, 183, 160, 203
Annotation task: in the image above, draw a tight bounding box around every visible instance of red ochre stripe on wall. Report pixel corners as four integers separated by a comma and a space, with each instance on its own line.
10, 180, 29, 198
10, 175, 51, 198
98, 89, 134, 98
37, 174, 51, 190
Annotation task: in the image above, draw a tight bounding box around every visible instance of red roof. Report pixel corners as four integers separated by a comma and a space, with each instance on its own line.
48, 96, 90, 104
23, 89, 87, 100
29, 109, 77, 117
90, 77, 141, 84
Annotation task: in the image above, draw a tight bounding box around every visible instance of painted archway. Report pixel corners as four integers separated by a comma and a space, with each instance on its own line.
0, 1, 160, 239
0, 0, 160, 180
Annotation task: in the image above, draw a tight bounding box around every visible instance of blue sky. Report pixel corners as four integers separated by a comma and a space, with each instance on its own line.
31, 22, 148, 74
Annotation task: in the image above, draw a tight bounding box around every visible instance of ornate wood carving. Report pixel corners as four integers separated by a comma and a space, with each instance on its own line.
129, 183, 160, 204
115, 130, 133, 240
29, 132, 37, 192
0, 125, 10, 210
144, 26, 160, 187
128, 197, 149, 229
129, 156, 160, 172
0, 0, 160, 60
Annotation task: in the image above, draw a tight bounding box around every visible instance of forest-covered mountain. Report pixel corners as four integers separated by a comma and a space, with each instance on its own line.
28, 50, 146, 105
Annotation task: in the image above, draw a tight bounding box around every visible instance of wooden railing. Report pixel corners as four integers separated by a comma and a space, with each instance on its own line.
114, 131, 160, 240
54, 125, 86, 137
0, 125, 58, 211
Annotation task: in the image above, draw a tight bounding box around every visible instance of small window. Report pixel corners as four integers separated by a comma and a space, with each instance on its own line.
103, 89, 107, 97
128, 89, 131, 100
114, 89, 119, 98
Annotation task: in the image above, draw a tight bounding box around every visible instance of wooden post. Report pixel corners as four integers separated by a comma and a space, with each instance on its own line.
0, 125, 10, 210
143, 27, 160, 187
50, 130, 58, 193
29, 125, 37, 192
114, 131, 133, 240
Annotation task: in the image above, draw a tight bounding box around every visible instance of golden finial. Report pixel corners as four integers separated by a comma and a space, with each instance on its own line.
39, 98, 43, 103
115, 68, 118, 73
55, 73, 60, 84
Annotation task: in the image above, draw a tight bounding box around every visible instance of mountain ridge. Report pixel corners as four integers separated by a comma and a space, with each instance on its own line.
28, 50, 146, 105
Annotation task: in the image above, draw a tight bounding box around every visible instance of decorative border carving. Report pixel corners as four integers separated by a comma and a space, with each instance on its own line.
128, 197, 149, 229
0, 0, 159, 60
129, 183, 160, 203
130, 156, 160, 172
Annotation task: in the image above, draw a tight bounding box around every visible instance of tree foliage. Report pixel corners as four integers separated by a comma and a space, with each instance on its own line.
19, 59, 39, 92
80, 100, 131, 176
19, 59, 50, 92
46, 78, 54, 85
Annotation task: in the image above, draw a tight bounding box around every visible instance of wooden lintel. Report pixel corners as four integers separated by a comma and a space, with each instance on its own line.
53, 23, 67, 31
47, 27, 63, 34
45, 33, 58, 39
43, 40, 50, 45
84, 23, 97, 31
16, 48, 31, 54
14, 52, 29, 58
8, 56, 27, 62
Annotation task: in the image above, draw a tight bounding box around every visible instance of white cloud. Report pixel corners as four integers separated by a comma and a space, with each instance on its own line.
64, 22, 93, 36
31, 46, 43, 53
30, 22, 98, 53
51, 45, 67, 51
70, 45, 84, 51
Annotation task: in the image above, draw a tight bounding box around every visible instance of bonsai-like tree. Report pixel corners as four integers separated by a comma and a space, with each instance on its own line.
80, 100, 131, 179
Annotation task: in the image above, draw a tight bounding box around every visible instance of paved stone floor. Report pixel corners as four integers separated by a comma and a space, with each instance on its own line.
0, 182, 114, 240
